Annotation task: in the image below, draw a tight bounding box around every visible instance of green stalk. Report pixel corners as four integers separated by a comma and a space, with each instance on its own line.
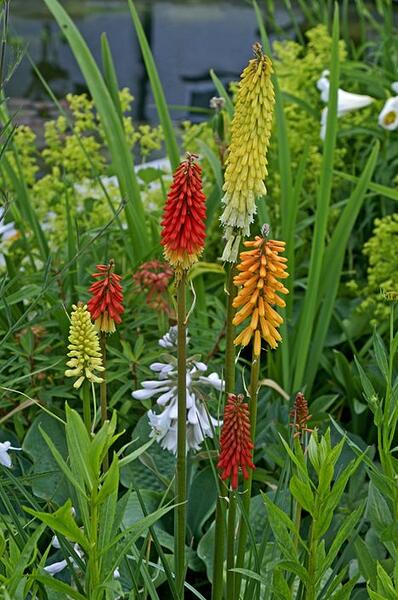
82, 381, 92, 434
212, 266, 237, 600
234, 347, 260, 600
99, 333, 109, 471
175, 272, 187, 598
306, 521, 318, 600
226, 491, 237, 599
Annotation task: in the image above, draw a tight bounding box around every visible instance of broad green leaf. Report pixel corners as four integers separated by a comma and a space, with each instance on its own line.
290, 474, 315, 514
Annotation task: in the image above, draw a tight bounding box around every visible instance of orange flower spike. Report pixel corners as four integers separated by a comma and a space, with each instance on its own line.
161, 153, 206, 274
232, 229, 289, 356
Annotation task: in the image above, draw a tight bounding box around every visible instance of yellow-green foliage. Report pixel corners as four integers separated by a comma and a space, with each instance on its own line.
3, 89, 164, 249
358, 214, 398, 322
269, 25, 347, 209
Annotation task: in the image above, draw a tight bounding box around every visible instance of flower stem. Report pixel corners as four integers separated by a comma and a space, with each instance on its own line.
234, 347, 260, 600
175, 272, 187, 598
212, 265, 237, 600
99, 333, 109, 470
82, 380, 92, 434
226, 490, 237, 599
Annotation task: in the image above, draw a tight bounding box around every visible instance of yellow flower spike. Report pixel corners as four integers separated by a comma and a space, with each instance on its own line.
65, 303, 105, 389
220, 43, 275, 262
233, 231, 289, 356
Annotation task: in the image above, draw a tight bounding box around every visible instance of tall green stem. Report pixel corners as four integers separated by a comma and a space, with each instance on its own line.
99, 333, 109, 470
82, 380, 92, 434
175, 272, 187, 598
212, 265, 237, 600
234, 347, 260, 599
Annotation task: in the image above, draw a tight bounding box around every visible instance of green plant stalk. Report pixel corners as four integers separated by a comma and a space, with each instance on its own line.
226, 491, 237, 600
175, 272, 187, 598
234, 347, 261, 600
88, 486, 100, 599
306, 521, 318, 600
212, 266, 237, 600
82, 381, 92, 434
100, 333, 109, 471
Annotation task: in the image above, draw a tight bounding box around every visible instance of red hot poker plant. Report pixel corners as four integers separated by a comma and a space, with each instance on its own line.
218, 393, 255, 490
87, 260, 124, 333
161, 153, 206, 273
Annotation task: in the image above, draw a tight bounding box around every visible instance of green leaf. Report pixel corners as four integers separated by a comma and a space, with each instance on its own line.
33, 575, 86, 600
42, 0, 149, 261
23, 413, 69, 504
209, 69, 234, 117
354, 537, 377, 589
321, 503, 364, 574
373, 330, 389, 381
127, 0, 180, 170
24, 500, 89, 552
289, 475, 315, 514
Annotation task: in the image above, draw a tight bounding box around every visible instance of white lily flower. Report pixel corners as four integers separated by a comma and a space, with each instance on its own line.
317, 70, 374, 139
0, 441, 22, 468
378, 96, 398, 131
44, 559, 68, 575
133, 326, 223, 454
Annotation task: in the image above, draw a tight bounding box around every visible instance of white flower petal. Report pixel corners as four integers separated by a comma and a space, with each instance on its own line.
378, 96, 398, 131
194, 362, 207, 372
391, 82, 398, 94
44, 559, 68, 575
199, 372, 224, 391
156, 388, 175, 406
132, 388, 159, 400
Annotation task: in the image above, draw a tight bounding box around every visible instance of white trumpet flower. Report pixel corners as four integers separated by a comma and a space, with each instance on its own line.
133, 327, 223, 454
378, 96, 398, 131
317, 70, 374, 139
0, 441, 22, 468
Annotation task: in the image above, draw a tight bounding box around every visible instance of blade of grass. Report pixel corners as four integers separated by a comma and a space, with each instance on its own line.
209, 69, 234, 117
42, 0, 149, 262
127, 0, 180, 170
305, 141, 379, 393
334, 170, 398, 202
292, 6, 340, 392
101, 32, 124, 124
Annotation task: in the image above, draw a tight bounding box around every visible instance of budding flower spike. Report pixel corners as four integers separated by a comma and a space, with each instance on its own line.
87, 260, 124, 333
220, 43, 275, 262
290, 392, 313, 440
65, 303, 105, 389
233, 226, 289, 356
161, 153, 206, 274
218, 394, 255, 490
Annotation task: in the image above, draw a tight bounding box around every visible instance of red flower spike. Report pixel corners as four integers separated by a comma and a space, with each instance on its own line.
133, 260, 173, 314
161, 153, 206, 272
217, 393, 255, 490
87, 259, 124, 333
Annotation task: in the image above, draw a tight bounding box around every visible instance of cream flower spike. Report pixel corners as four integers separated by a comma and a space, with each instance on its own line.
317, 70, 374, 140
220, 43, 275, 262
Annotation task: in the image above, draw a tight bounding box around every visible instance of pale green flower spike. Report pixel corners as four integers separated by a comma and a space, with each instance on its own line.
65, 303, 105, 389
220, 43, 275, 262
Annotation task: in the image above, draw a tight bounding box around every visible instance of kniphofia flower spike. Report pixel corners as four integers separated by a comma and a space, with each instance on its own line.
220, 43, 275, 261
87, 260, 124, 333
65, 303, 105, 389
218, 393, 255, 489
161, 153, 206, 273
233, 227, 289, 356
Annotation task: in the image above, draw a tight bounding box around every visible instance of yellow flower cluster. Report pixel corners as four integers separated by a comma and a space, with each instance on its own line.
220, 44, 275, 262
65, 303, 105, 389
233, 235, 288, 356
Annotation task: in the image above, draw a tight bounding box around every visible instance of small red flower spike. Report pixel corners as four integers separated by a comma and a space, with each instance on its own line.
161, 153, 206, 273
217, 393, 255, 490
87, 259, 124, 333
133, 260, 173, 314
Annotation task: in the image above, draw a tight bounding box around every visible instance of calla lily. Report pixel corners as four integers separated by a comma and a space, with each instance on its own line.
317, 70, 374, 139
378, 96, 398, 131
